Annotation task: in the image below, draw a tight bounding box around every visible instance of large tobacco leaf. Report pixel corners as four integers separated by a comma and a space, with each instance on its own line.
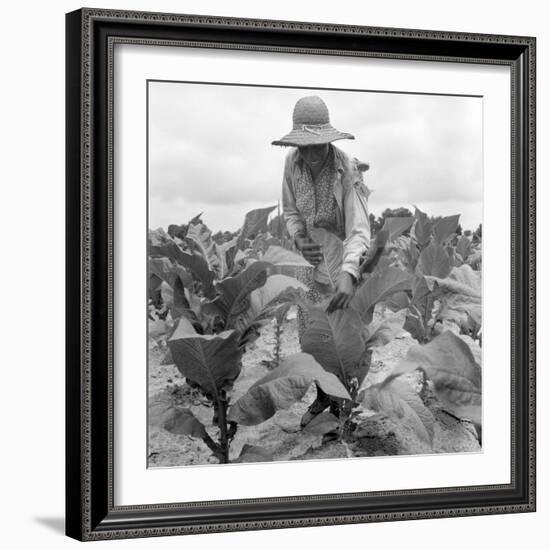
382, 216, 415, 241
351, 266, 413, 324
415, 242, 453, 279
301, 306, 367, 385
309, 227, 343, 288
237, 205, 277, 248
148, 257, 193, 290
384, 290, 410, 312
210, 261, 271, 329
262, 245, 312, 279
362, 378, 435, 444
439, 263, 481, 293
262, 245, 311, 267
228, 353, 351, 425
433, 214, 460, 245
427, 264, 481, 326
389, 330, 481, 424
167, 317, 243, 396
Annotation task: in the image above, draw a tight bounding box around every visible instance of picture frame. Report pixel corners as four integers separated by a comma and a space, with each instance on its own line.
65, 7, 536, 541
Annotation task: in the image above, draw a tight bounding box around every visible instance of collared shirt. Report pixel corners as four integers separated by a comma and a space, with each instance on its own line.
281, 144, 371, 280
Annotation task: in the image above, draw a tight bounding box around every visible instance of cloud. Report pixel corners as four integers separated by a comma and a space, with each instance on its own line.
148, 82, 482, 232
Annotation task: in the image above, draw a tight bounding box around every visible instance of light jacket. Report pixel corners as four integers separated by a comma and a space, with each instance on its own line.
281, 144, 371, 280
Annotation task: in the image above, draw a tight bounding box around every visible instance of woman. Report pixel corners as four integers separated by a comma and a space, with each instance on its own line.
272, 95, 372, 426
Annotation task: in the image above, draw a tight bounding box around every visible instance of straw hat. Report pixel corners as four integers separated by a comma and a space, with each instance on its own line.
272, 96, 355, 147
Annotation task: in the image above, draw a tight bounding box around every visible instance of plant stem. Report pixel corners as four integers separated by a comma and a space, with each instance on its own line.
201, 432, 222, 459
417, 367, 429, 403
274, 322, 282, 368
216, 395, 230, 464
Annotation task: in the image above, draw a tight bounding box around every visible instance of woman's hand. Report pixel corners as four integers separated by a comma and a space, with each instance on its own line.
295, 235, 323, 266
327, 272, 355, 313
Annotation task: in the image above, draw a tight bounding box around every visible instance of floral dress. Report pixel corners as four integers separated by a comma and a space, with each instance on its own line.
293, 148, 343, 338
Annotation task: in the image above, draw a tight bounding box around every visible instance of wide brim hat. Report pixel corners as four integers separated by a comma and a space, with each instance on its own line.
272, 95, 355, 147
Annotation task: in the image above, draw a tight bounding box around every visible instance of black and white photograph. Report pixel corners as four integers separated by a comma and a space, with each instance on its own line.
147, 82, 483, 467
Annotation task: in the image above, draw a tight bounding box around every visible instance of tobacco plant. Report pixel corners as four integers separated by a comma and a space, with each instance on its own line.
362, 209, 482, 439
229, 226, 415, 442
149, 208, 313, 463
376, 208, 482, 344
228, 212, 482, 451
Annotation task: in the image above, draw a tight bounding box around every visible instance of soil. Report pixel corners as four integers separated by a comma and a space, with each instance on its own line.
148, 307, 480, 468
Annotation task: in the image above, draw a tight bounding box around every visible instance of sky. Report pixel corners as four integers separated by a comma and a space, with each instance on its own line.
148, 81, 482, 233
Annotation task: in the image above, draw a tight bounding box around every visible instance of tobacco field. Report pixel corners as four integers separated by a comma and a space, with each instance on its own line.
148, 205, 482, 466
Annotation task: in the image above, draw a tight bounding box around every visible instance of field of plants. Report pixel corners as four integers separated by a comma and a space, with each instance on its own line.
148, 205, 482, 466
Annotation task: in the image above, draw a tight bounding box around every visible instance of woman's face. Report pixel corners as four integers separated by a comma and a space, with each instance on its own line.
298, 144, 329, 168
